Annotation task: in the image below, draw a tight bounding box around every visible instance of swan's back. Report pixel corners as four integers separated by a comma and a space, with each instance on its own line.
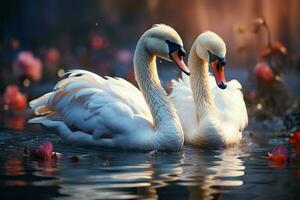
30, 70, 154, 142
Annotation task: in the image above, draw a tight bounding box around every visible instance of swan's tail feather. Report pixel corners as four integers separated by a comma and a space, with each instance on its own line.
45, 112, 62, 120
28, 112, 62, 125
29, 92, 54, 115
28, 116, 50, 125
28, 116, 67, 135
34, 105, 51, 115
29, 70, 94, 111
29, 92, 52, 109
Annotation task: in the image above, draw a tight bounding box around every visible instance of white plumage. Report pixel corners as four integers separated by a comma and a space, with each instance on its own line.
29, 25, 187, 151
30, 70, 154, 147
172, 74, 247, 145
171, 32, 248, 146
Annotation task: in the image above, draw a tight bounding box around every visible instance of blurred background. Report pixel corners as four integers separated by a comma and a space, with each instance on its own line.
1, 0, 300, 130
1, 2, 300, 199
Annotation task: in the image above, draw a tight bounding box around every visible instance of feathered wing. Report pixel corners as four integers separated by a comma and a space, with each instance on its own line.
29, 70, 154, 147
210, 77, 248, 134
170, 73, 248, 144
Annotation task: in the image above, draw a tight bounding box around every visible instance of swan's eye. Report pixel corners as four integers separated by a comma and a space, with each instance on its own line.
166, 40, 184, 55
218, 57, 226, 66
178, 48, 186, 60
208, 50, 218, 62
208, 50, 226, 71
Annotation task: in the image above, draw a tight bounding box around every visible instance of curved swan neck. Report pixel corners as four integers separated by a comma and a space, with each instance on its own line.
189, 44, 216, 121
133, 37, 182, 135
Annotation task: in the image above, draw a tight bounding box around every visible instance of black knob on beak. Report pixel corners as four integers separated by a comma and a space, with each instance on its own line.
179, 47, 186, 57
219, 58, 226, 66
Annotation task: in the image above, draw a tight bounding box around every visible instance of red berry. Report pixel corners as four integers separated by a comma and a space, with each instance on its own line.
254, 62, 274, 85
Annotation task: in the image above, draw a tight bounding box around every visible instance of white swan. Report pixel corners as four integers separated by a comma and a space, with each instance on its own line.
171, 31, 248, 147
29, 24, 191, 151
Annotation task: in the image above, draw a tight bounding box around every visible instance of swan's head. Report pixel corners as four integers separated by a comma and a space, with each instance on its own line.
194, 31, 227, 89
144, 24, 190, 75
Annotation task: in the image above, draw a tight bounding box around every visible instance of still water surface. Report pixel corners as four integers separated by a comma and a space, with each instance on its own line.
0, 126, 299, 200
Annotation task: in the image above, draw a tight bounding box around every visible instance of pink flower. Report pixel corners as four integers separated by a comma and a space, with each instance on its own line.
289, 130, 300, 155
116, 49, 133, 64
89, 33, 109, 50
31, 141, 53, 161
267, 145, 288, 167
44, 48, 60, 65
13, 51, 42, 81
254, 62, 274, 86
3, 85, 27, 112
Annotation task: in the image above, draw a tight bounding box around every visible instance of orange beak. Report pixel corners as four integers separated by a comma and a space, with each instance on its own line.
210, 60, 227, 89
170, 50, 190, 76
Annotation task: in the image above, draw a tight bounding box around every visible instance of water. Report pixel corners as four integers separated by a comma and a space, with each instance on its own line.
0, 125, 300, 200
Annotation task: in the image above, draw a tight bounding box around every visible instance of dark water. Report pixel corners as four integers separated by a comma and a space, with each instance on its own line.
0, 125, 300, 200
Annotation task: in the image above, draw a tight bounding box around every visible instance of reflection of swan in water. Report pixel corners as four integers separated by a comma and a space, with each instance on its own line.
50, 150, 184, 200
28, 146, 245, 200
181, 146, 246, 200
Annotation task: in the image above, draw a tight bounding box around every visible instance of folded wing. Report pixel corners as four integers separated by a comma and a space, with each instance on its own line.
29, 70, 153, 143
